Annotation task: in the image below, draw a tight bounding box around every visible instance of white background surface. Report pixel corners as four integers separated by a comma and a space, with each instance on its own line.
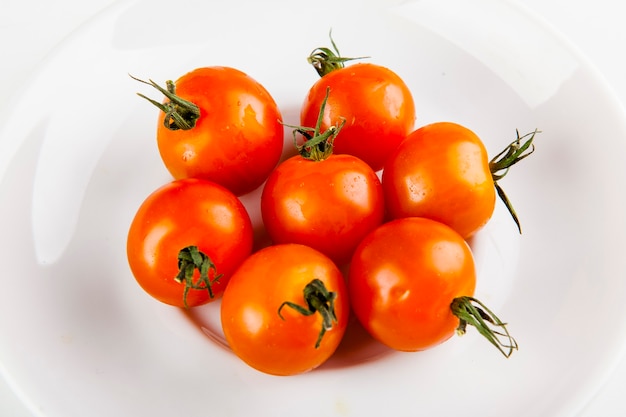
1, 0, 626, 416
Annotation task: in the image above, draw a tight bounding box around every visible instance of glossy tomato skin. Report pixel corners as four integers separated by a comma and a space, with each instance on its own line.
300, 63, 416, 171
382, 122, 496, 239
127, 178, 253, 307
260, 153, 385, 265
221, 244, 349, 376
157, 66, 284, 196
348, 217, 476, 352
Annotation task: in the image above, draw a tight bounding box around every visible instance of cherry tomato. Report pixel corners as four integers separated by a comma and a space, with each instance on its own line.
349, 217, 475, 351
382, 122, 537, 238
261, 153, 384, 265
262, 90, 384, 265
348, 217, 517, 356
221, 244, 349, 376
300, 62, 416, 171
127, 178, 253, 307
133, 67, 284, 196
382, 122, 493, 238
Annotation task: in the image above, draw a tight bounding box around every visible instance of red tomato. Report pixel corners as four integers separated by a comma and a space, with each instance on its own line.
348, 217, 517, 356
221, 244, 349, 376
126, 178, 253, 307
300, 62, 416, 171
260, 153, 384, 265
383, 122, 537, 238
382, 122, 494, 238
134, 67, 284, 196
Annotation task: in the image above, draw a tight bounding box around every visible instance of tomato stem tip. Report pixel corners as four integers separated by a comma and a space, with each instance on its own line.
175, 246, 223, 309
278, 279, 339, 349
283, 87, 345, 161
450, 296, 518, 358
129, 74, 200, 131
489, 129, 540, 234
307, 29, 368, 77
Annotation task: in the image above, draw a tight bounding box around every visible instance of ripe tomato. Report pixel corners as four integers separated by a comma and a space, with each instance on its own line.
300, 62, 416, 171
127, 178, 253, 308
348, 217, 517, 356
382, 122, 537, 238
133, 67, 284, 196
382, 122, 494, 238
261, 153, 384, 265
261, 90, 384, 265
220, 244, 349, 376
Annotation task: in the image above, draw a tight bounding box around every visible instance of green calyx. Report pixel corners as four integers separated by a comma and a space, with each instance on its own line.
278, 279, 339, 349
174, 246, 223, 309
284, 87, 345, 161
307, 30, 368, 77
450, 296, 518, 358
489, 129, 540, 234
130, 74, 200, 131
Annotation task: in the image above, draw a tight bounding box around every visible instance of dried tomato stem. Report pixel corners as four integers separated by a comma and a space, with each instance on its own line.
307, 30, 368, 77
450, 296, 518, 358
130, 74, 200, 131
283, 87, 345, 161
174, 246, 223, 309
489, 129, 540, 233
278, 279, 338, 349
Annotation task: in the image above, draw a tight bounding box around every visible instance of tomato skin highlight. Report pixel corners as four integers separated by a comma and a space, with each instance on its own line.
220, 244, 349, 376
300, 63, 416, 171
126, 178, 254, 307
382, 122, 496, 239
260, 153, 385, 265
156, 66, 284, 196
348, 217, 476, 352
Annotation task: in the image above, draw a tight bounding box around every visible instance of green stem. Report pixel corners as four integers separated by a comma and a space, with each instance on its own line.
283, 87, 345, 161
489, 129, 540, 233
130, 74, 200, 131
278, 279, 338, 349
307, 29, 368, 77
174, 246, 223, 309
450, 296, 518, 358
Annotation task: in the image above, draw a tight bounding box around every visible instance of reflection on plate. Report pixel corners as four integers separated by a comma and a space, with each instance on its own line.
2, 0, 626, 416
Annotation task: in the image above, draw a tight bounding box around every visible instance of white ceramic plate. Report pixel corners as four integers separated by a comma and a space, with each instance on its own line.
2, 0, 626, 416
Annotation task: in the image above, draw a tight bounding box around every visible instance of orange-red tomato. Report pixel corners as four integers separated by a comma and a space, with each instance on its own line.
126, 179, 253, 307
348, 217, 476, 351
300, 63, 415, 171
382, 122, 495, 239
147, 67, 284, 196
260, 153, 384, 265
221, 244, 349, 376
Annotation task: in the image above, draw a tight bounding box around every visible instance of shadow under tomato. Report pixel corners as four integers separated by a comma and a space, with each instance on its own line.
184, 300, 231, 352
318, 315, 395, 371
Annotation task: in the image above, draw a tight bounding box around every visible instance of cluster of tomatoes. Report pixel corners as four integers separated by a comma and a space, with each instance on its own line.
127, 36, 536, 376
